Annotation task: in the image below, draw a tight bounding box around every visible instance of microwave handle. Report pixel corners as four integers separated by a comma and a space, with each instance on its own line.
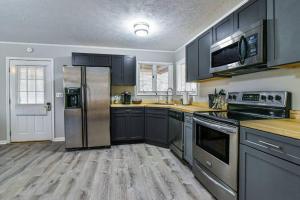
238, 35, 247, 65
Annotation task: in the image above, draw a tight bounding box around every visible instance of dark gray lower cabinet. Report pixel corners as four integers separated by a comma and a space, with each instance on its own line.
239, 127, 300, 200
111, 108, 144, 142
145, 108, 169, 148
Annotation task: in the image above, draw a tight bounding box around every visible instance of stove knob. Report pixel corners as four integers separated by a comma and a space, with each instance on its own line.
261, 95, 267, 101
275, 95, 282, 101
268, 95, 274, 101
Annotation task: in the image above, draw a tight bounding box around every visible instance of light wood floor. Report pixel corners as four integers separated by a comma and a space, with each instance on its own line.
0, 142, 214, 200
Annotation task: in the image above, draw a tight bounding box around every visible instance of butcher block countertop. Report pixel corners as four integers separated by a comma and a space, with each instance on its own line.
110, 103, 225, 113
241, 119, 300, 140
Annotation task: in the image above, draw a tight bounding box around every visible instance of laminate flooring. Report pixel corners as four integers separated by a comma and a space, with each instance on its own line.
0, 142, 215, 200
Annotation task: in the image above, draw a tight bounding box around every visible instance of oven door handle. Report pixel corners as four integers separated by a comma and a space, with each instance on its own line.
193, 117, 237, 135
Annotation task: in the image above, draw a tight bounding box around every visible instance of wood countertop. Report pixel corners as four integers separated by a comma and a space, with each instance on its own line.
241, 119, 300, 140
110, 103, 224, 113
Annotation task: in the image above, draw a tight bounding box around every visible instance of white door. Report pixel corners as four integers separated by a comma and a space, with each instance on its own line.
9, 59, 53, 142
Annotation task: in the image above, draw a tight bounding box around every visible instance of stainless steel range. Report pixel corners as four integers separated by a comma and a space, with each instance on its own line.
193, 91, 292, 200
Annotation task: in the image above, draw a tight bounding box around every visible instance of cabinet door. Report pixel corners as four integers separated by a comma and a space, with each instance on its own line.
93, 55, 111, 67
239, 144, 300, 200
111, 113, 127, 141
111, 55, 124, 85
213, 14, 234, 43
267, 0, 300, 66
127, 114, 144, 139
198, 29, 213, 80
186, 39, 199, 82
123, 56, 136, 85
184, 123, 193, 166
72, 53, 92, 66
145, 114, 168, 147
234, 0, 266, 31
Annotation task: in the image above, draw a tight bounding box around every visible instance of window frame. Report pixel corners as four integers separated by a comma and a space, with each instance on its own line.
136, 61, 173, 96
175, 58, 198, 96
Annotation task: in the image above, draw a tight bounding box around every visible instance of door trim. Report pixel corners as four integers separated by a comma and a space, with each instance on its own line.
6, 57, 55, 143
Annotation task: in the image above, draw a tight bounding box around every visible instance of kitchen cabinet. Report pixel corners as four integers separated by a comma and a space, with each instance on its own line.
145, 108, 169, 148
239, 127, 300, 200
186, 39, 199, 82
212, 14, 234, 43
183, 113, 193, 166
197, 29, 214, 80
72, 53, 111, 67
111, 55, 136, 86
111, 108, 144, 142
234, 0, 266, 31
186, 28, 215, 81
267, 0, 300, 67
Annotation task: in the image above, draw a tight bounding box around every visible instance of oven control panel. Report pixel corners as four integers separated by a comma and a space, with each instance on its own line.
227, 91, 291, 107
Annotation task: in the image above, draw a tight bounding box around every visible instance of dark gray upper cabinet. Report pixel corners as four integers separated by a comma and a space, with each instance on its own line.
267, 0, 300, 67
123, 56, 136, 85
111, 55, 136, 86
198, 29, 214, 80
212, 14, 234, 43
234, 0, 266, 31
72, 53, 111, 67
186, 39, 199, 82
111, 55, 123, 85
186, 29, 215, 82
145, 108, 169, 148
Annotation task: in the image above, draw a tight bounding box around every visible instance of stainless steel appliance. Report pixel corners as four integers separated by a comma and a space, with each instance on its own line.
64, 66, 111, 149
169, 109, 184, 159
183, 113, 193, 166
193, 91, 291, 200
210, 20, 267, 76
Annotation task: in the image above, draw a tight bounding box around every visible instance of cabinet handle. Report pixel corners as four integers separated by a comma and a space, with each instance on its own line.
258, 140, 281, 150
206, 160, 212, 167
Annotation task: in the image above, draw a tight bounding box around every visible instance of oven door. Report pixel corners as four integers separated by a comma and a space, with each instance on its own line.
210, 20, 265, 75
193, 117, 238, 190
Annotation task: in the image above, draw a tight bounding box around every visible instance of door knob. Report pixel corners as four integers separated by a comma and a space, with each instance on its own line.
45, 102, 52, 111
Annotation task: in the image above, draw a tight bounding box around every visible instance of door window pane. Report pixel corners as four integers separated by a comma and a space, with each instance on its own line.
139, 64, 153, 92
17, 66, 45, 104
157, 65, 169, 91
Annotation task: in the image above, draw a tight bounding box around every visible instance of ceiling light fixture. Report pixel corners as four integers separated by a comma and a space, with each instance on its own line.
134, 22, 149, 37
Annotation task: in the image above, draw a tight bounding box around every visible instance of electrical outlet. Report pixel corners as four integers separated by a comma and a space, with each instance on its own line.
56, 93, 64, 98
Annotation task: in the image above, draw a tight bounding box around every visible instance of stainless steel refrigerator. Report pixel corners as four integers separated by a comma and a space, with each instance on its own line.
63, 66, 111, 149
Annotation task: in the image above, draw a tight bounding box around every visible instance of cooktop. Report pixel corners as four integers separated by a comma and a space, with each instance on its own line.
193, 111, 273, 126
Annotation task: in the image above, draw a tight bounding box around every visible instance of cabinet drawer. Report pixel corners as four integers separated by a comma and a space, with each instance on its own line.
240, 127, 300, 165
145, 108, 168, 116
111, 107, 144, 114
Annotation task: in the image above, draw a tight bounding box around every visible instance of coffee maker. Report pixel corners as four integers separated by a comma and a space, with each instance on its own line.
121, 91, 131, 104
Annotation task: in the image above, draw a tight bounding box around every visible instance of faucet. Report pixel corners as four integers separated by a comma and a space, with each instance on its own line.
166, 88, 173, 104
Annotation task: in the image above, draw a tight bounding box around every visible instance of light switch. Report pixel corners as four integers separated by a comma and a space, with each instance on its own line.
56, 93, 64, 98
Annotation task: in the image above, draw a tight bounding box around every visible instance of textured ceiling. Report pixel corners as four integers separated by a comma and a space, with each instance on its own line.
0, 0, 244, 51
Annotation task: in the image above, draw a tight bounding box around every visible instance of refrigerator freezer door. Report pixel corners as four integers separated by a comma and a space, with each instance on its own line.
63, 66, 83, 148
86, 67, 111, 147
64, 109, 83, 148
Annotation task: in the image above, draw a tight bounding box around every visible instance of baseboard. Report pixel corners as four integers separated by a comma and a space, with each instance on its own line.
0, 140, 8, 145
52, 137, 65, 142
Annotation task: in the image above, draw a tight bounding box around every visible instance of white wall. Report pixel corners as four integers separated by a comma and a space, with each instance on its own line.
0, 42, 174, 141
174, 48, 300, 109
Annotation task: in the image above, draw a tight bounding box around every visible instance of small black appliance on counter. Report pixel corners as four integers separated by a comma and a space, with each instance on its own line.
121, 91, 131, 104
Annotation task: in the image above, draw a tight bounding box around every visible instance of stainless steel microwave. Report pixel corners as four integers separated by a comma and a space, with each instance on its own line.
210, 20, 267, 76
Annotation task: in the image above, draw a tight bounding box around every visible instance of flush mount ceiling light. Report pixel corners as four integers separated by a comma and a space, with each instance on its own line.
134, 22, 149, 37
